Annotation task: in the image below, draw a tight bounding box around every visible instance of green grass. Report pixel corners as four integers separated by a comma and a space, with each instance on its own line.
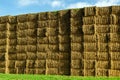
0, 73, 120, 80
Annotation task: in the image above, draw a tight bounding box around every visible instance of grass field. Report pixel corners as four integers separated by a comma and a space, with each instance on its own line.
0, 73, 120, 80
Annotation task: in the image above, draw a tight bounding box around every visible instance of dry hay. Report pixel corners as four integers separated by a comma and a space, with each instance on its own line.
59, 52, 70, 60
96, 7, 110, 16
37, 44, 48, 52
84, 7, 96, 16
25, 69, 36, 74
0, 61, 5, 68
71, 43, 83, 51
0, 16, 9, 23
17, 30, 27, 37
96, 69, 108, 76
82, 25, 95, 35
27, 22, 37, 29
97, 33, 109, 42
59, 10, 70, 21
8, 53, 16, 60
48, 36, 58, 44
59, 25, 70, 35
47, 52, 59, 60
27, 14, 37, 21
17, 22, 28, 30
0, 23, 7, 31
27, 37, 36, 45
111, 52, 120, 60
16, 68, 25, 74
71, 8, 84, 18
48, 44, 59, 51
9, 24, 16, 31
26, 60, 35, 68
48, 20, 58, 28
38, 21, 48, 28
96, 25, 110, 33
46, 59, 59, 68
84, 34, 97, 42
97, 52, 109, 61
0, 31, 7, 39
8, 68, 16, 74
9, 16, 17, 24
98, 43, 108, 52
0, 39, 6, 45
37, 52, 46, 60
84, 69, 95, 76
48, 11, 58, 20
71, 51, 82, 60
83, 16, 95, 25
71, 69, 84, 76
71, 60, 83, 69
59, 68, 70, 75
59, 60, 70, 68
111, 61, 120, 70
84, 43, 97, 52
71, 26, 82, 34
0, 68, 5, 73
110, 33, 120, 42
35, 68, 46, 74
38, 12, 48, 21
0, 45, 6, 52
70, 18, 82, 27
46, 28, 58, 36
15, 61, 26, 68
108, 70, 120, 76
46, 68, 58, 75
71, 34, 83, 43
17, 37, 27, 45
17, 53, 26, 60
9, 39, 16, 45
8, 60, 15, 68
27, 45, 36, 52
17, 14, 27, 22
109, 42, 120, 52
16, 45, 27, 52
110, 14, 118, 24
59, 43, 70, 52
84, 60, 95, 69
110, 25, 120, 33
84, 52, 96, 60
9, 31, 16, 39
111, 6, 120, 15
37, 28, 46, 37
0, 53, 5, 60
96, 16, 110, 25
58, 35, 70, 43
33, 60, 46, 68
27, 52, 36, 60
96, 61, 109, 69
27, 29, 37, 37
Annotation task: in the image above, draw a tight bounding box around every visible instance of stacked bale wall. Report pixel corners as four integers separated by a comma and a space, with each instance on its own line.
0, 6, 119, 76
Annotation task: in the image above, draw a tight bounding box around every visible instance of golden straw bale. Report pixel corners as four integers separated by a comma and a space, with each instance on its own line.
46, 28, 58, 36
71, 43, 83, 51
16, 68, 25, 74
27, 45, 36, 52
97, 33, 109, 42
110, 14, 118, 24
8, 60, 15, 68
96, 16, 110, 25
9, 31, 16, 39
37, 52, 46, 60
71, 60, 84, 69
27, 52, 36, 60
9, 24, 16, 31
37, 28, 46, 37
16, 45, 27, 52
110, 33, 120, 42
0, 61, 5, 68
47, 52, 59, 60
84, 60, 95, 69
59, 60, 70, 68
111, 61, 120, 70
46, 59, 59, 68
96, 25, 110, 33
111, 52, 120, 60
15, 61, 26, 68
0, 39, 6, 45
111, 6, 120, 15
9, 16, 17, 23
0, 31, 7, 39
48, 11, 58, 20
108, 70, 120, 76
84, 34, 97, 42
27, 37, 36, 45
83, 16, 95, 25
17, 37, 27, 45
37, 44, 48, 52
96, 69, 108, 76
59, 25, 70, 35
35, 68, 46, 74
0, 53, 5, 60
9, 39, 17, 45
84, 52, 96, 60
71, 51, 82, 60
84, 69, 95, 76
109, 42, 120, 52
96, 61, 109, 69
71, 69, 84, 76
27, 22, 37, 29
82, 25, 95, 35
59, 10, 70, 20
59, 43, 70, 52
48, 36, 58, 44
17, 30, 27, 37
49, 20, 58, 28
35, 60, 46, 68
25, 69, 36, 74
0, 23, 7, 31
59, 68, 70, 75
8, 53, 16, 60
0, 16, 9, 23
37, 37, 48, 44
28, 13, 37, 21
71, 8, 84, 18
84, 43, 97, 52
17, 22, 28, 30
17, 53, 26, 60
27, 29, 37, 37
97, 52, 109, 61
71, 26, 82, 34
38, 12, 48, 21
26, 60, 35, 68
98, 43, 108, 52
84, 7, 96, 16
38, 21, 48, 28
110, 25, 120, 33
71, 34, 83, 43
46, 68, 58, 75
70, 18, 82, 27
48, 44, 59, 51
59, 52, 70, 60
0, 45, 6, 52
96, 7, 110, 15
58, 35, 70, 43
17, 14, 27, 22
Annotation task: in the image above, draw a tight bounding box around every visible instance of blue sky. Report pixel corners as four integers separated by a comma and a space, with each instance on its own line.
0, 0, 120, 16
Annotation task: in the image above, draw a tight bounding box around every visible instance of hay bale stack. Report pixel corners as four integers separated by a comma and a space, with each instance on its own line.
84, 7, 96, 16
96, 7, 110, 16
111, 6, 120, 15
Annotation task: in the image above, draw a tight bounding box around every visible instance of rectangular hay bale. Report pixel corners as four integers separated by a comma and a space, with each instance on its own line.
48, 12, 58, 20
17, 53, 26, 60
0, 53, 5, 60
0, 45, 6, 52
37, 44, 48, 52
84, 43, 97, 52
71, 69, 84, 76
108, 70, 120, 76
97, 33, 109, 42
37, 28, 46, 37
0, 39, 6, 45
71, 60, 84, 69
96, 61, 109, 69
17, 30, 27, 37
71, 51, 82, 60
71, 43, 83, 51
47, 52, 59, 60
27, 37, 36, 45
0, 31, 7, 39
0, 61, 5, 68
84, 60, 95, 69
98, 43, 108, 52
35, 68, 46, 74
96, 7, 110, 15
37, 21, 48, 28
59, 68, 70, 75
8, 60, 15, 68
17, 37, 27, 45
15, 61, 26, 68
46, 28, 58, 36
96, 69, 108, 76
111, 61, 120, 70
46, 68, 58, 75
96, 16, 110, 25
48, 20, 58, 28
97, 52, 109, 61
27, 13, 37, 21
48, 44, 59, 51
26, 60, 35, 68
38, 12, 48, 21
58, 35, 70, 43
27, 52, 36, 60
37, 52, 46, 60
59, 52, 70, 60
84, 34, 97, 42
109, 42, 120, 52
59, 43, 70, 52
95, 25, 110, 33
70, 18, 82, 27
48, 36, 58, 44
8, 53, 16, 60
110, 33, 120, 42
84, 69, 95, 76
17, 22, 28, 30
84, 7, 96, 16
110, 25, 120, 33
27, 22, 37, 29
84, 52, 96, 60
9, 39, 16, 45
16, 45, 27, 52
0, 24, 7, 31
71, 26, 82, 34
111, 6, 120, 15
111, 52, 120, 60
17, 14, 27, 22
83, 16, 95, 25
46, 60, 59, 68
27, 45, 36, 52
71, 8, 84, 18
27, 29, 37, 37
71, 34, 83, 43
59, 60, 70, 68
82, 25, 95, 35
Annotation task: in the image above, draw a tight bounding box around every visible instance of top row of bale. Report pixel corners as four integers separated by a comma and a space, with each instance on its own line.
0, 6, 120, 23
